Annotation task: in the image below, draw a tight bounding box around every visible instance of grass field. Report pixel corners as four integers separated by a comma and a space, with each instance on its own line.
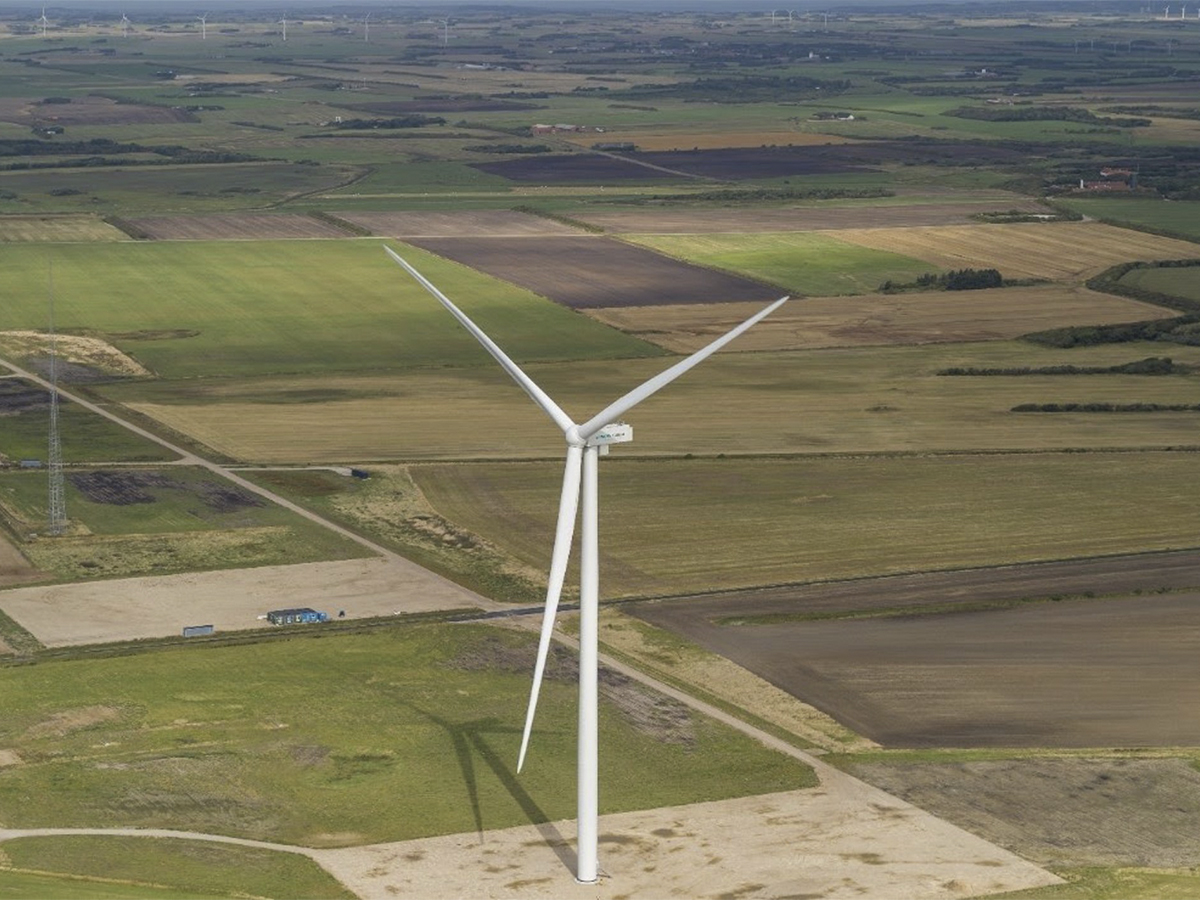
0, 385, 177, 465
621, 232, 933, 297
0, 837, 351, 900
0, 467, 368, 581
827, 223, 1200, 281
411, 451, 1200, 597
0, 623, 814, 844
0, 241, 662, 379
102, 340, 1200, 462
0, 868, 223, 899
1120, 264, 1200, 303
1060, 199, 1200, 242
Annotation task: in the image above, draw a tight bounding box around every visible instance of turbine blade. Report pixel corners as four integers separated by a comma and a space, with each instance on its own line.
384, 245, 576, 436
577, 295, 789, 439
517, 444, 583, 773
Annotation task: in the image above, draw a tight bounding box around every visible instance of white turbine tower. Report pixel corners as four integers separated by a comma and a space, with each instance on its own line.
385, 246, 788, 883
120, 12, 130, 37
279, 14, 288, 41
363, 12, 371, 42
38, 7, 49, 36
197, 14, 208, 40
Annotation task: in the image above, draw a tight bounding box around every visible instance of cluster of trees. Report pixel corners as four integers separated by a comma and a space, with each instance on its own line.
939, 357, 1178, 376
332, 115, 444, 130
1013, 402, 1200, 412
881, 268, 1002, 293
947, 106, 1150, 127
464, 143, 552, 154
622, 75, 850, 103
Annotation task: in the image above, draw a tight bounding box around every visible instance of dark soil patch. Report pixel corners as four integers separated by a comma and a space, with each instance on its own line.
444, 635, 693, 744
477, 141, 1040, 185
0, 380, 48, 415
849, 758, 1200, 868
21, 357, 118, 384
632, 552, 1200, 748
471, 154, 681, 184
69, 470, 266, 512
403, 236, 777, 309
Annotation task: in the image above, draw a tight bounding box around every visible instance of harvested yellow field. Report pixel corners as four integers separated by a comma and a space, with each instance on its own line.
584, 285, 1173, 354
0, 216, 128, 243
829, 222, 1200, 280
564, 130, 855, 151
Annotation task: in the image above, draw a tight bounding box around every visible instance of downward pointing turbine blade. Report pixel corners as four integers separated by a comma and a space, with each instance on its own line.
578, 295, 789, 440
518, 444, 583, 773
384, 246, 576, 436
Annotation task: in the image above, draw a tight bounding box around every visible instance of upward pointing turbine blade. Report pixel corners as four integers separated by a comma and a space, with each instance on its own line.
384, 246, 576, 436
518, 443, 583, 772
577, 295, 789, 440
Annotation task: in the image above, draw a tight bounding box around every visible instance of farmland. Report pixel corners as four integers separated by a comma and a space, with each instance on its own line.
411, 452, 1200, 598
0, 241, 662, 379
1119, 264, 1200, 303
401, 235, 780, 308
623, 231, 962, 296
583, 286, 1171, 353
1, 3, 1200, 895
98, 338, 1200, 463
827, 223, 1200, 281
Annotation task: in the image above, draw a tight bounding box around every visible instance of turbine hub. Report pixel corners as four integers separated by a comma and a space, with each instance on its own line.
566, 425, 585, 448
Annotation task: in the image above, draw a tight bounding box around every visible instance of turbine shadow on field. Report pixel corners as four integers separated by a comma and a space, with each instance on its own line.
406, 704, 576, 872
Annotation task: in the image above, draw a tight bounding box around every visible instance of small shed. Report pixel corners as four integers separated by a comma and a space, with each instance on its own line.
266, 607, 328, 625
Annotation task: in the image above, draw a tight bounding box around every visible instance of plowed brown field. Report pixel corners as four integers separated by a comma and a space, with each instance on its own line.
829, 222, 1200, 280
633, 552, 1200, 748
125, 214, 352, 241
401, 235, 777, 308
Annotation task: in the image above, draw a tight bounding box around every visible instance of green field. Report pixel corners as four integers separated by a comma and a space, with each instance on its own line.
1060, 199, 1200, 242
0, 241, 662, 379
0, 467, 368, 581
621, 232, 936, 296
0, 837, 350, 900
1120, 264, 1200, 303
0, 387, 176, 464
0, 623, 814, 844
412, 451, 1200, 597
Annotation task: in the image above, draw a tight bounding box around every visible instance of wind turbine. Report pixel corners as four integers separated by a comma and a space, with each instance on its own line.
363, 12, 371, 42
279, 13, 287, 42
196, 13, 208, 40
384, 246, 788, 883
120, 12, 130, 37
38, 7, 48, 36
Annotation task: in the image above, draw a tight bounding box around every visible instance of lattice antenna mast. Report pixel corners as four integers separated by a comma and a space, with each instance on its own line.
47, 262, 66, 536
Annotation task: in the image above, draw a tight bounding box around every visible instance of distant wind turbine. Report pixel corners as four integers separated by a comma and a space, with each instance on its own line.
384, 246, 788, 883
197, 13, 208, 40
364, 12, 371, 42
279, 13, 288, 41
120, 12, 130, 37
38, 7, 48, 36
